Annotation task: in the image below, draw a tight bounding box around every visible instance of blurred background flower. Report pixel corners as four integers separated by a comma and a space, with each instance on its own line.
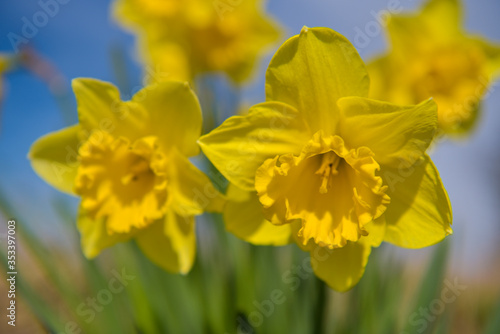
368, 0, 500, 135
113, 0, 281, 83
0, 53, 13, 103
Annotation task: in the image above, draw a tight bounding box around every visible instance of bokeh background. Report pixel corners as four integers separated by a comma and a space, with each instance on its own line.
0, 0, 499, 333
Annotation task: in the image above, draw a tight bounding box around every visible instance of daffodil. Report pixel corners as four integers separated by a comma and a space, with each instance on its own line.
368, 0, 500, 135
29, 78, 224, 274
199, 27, 452, 291
113, 0, 280, 83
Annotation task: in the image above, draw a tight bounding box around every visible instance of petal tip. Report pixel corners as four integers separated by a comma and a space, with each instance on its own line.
71, 77, 97, 89
81, 245, 99, 259
300, 26, 309, 35
179, 267, 190, 275
196, 137, 206, 148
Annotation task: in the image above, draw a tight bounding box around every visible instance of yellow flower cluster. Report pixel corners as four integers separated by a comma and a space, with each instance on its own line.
30, 0, 500, 291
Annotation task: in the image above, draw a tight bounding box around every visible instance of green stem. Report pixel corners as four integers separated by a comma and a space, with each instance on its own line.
314, 277, 327, 334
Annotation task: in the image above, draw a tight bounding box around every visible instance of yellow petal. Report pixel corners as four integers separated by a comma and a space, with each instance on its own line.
471, 37, 500, 80
381, 154, 453, 248
434, 93, 480, 135
29, 125, 82, 194
77, 208, 132, 258
0, 55, 7, 71
135, 81, 202, 156
73, 79, 202, 156
72, 78, 125, 131
142, 40, 192, 82
224, 8, 281, 83
366, 56, 393, 102
292, 215, 384, 292
167, 148, 225, 215
198, 101, 309, 191
420, 0, 461, 41
114, 0, 281, 83
387, 0, 461, 54
308, 239, 373, 292
364, 216, 387, 248
337, 97, 438, 167
113, 0, 181, 26
135, 210, 196, 274
72, 78, 152, 148
224, 184, 292, 246
266, 27, 369, 134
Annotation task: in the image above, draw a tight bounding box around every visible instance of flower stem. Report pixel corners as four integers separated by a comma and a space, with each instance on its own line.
314, 276, 327, 333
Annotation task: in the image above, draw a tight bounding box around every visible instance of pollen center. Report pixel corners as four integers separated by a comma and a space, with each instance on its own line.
74, 132, 168, 234
315, 151, 341, 194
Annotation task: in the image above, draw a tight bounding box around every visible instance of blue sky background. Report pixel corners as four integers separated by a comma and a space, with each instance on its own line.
0, 0, 499, 280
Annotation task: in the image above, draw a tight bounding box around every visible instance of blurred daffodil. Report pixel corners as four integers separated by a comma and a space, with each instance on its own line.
0, 53, 13, 102
199, 27, 452, 291
29, 79, 224, 274
113, 0, 280, 83
368, 0, 500, 135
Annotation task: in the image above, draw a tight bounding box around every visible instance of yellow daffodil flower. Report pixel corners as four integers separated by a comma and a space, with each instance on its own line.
113, 0, 280, 83
29, 78, 224, 274
368, 0, 500, 135
199, 27, 452, 291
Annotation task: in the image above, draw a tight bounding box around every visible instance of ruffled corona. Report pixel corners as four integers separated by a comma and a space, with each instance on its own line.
255, 132, 390, 249
75, 132, 168, 234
